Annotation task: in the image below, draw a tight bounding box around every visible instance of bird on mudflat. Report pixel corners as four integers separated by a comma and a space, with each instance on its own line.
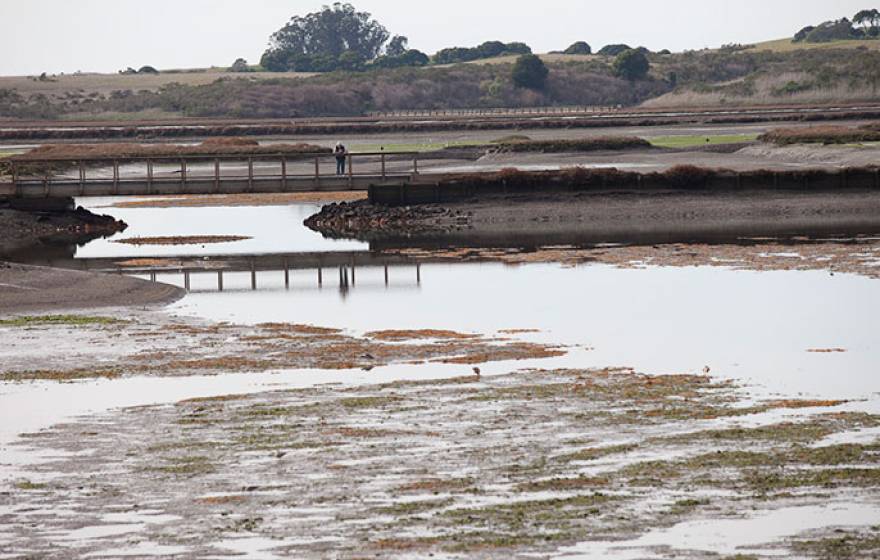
473, 367, 481, 378
703, 366, 711, 374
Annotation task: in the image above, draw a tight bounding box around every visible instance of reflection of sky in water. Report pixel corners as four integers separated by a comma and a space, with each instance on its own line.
167, 262, 880, 401
74, 198, 366, 258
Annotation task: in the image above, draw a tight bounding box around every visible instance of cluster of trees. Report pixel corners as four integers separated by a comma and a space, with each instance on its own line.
258, 4, 536, 72
259, 3, 428, 72
432, 41, 532, 64
793, 9, 880, 43
119, 66, 159, 75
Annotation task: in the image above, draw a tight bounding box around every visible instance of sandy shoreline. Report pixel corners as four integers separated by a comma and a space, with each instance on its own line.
0, 261, 184, 314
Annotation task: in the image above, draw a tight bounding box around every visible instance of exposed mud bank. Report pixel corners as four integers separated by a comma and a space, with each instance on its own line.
0, 313, 563, 381
305, 186, 880, 247
0, 262, 184, 314
2, 365, 878, 558
0, 201, 127, 258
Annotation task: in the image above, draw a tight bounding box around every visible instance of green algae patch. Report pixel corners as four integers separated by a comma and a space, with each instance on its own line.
0, 315, 122, 327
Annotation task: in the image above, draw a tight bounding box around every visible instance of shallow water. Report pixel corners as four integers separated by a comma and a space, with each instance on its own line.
162, 261, 880, 400
559, 501, 880, 559
74, 198, 366, 258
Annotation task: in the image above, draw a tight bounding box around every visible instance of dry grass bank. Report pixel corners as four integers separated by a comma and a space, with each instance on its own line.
13, 138, 330, 161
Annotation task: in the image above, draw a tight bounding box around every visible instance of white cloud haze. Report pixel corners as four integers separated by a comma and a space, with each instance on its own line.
0, 0, 869, 75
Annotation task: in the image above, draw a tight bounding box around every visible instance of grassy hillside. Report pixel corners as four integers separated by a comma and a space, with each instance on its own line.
1, 40, 878, 120
0, 70, 312, 97
748, 38, 880, 53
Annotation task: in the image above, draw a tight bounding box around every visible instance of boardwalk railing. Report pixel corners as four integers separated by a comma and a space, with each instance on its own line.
367, 106, 621, 118
9, 151, 423, 198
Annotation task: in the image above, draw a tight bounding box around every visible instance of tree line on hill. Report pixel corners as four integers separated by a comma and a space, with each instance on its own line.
794, 8, 880, 43
254, 3, 657, 74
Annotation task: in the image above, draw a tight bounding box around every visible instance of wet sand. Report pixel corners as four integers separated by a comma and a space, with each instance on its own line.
0, 262, 184, 314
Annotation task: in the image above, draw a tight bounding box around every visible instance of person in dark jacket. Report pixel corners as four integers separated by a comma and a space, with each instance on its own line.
334, 142, 347, 175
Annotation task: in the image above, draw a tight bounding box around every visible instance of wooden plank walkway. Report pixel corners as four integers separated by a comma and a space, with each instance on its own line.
7, 151, 429, 199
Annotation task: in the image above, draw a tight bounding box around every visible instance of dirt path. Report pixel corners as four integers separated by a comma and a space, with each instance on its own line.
0, 262, 184, 314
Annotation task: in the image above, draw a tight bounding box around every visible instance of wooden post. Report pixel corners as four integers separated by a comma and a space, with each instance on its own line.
416, 264, 421, 284
347, 154, 353, 178
247, 158, 254, 192
281, 158, 287, 191
112, 161, 119, 194
250, 262, 257, 290
384, 264, 389, 286
318, 266, 323, 286
79, 161, 85, 196
283, 258, 290, 289
180, 159, 187, 192
381, 153, 386, 179
217, 271, 224, 292
184, 271, 191, 291
350, 260, 356, 286
314, 157, 320, 180
214, 159, 220, 194
147, 160, 154, 194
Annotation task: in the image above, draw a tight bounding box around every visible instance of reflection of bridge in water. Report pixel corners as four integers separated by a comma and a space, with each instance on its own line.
29, 250, 425, 294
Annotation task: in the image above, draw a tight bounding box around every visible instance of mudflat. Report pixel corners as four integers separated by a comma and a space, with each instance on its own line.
0, 262, 184, 314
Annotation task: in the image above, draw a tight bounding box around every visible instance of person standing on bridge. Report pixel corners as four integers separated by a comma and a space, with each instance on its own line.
334, 142, 348, 175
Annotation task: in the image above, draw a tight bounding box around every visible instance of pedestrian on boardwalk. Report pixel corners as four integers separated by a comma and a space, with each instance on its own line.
334, 142, 347, 175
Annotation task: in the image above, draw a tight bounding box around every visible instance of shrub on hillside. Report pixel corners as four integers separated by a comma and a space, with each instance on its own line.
598, 44, 632, 56
512, 55, 549, 90
563, 42, 592, 55
433, 41, 532, 64
805, 19, 859, 43
613, 49, 650, 80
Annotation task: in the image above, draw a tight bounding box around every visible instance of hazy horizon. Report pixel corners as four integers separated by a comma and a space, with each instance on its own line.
0, 0, 871, 76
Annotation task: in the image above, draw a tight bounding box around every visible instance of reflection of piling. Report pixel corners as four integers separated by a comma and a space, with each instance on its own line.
183, 270, 191, 291
283, 258, 290, 289
416, 264, 421, 285
338, 266, 350, 298
250, 262, 257, 291
384, 264, 389, 287
149, 272, 156, 283
217, 270, 224, 292
318, 266, 323, 287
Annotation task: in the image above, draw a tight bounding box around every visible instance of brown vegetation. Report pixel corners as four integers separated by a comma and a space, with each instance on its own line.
113, 236, 251, 246
493, 136, 651, 153
759, 125, 880, 145
12, 139, 330, 161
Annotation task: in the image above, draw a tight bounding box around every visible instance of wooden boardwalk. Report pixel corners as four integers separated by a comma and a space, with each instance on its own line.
6, 151, 431, 199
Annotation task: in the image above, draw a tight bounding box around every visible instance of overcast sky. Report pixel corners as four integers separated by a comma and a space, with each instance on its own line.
0, 0, 868, 76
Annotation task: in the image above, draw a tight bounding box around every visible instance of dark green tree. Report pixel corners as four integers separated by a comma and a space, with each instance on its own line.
598, 44, 632, 56
229, 58, 250, 72
563, 41, 592, 55
261, 3, 390, 71
386, 35, 409, 57
855, 9, 880, 32
613, 49, 650, 80
512, 54, 549, 89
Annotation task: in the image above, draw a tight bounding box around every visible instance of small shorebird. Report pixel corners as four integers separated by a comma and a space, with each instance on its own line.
703, 366, 711, 374
473, 367, 481, 378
